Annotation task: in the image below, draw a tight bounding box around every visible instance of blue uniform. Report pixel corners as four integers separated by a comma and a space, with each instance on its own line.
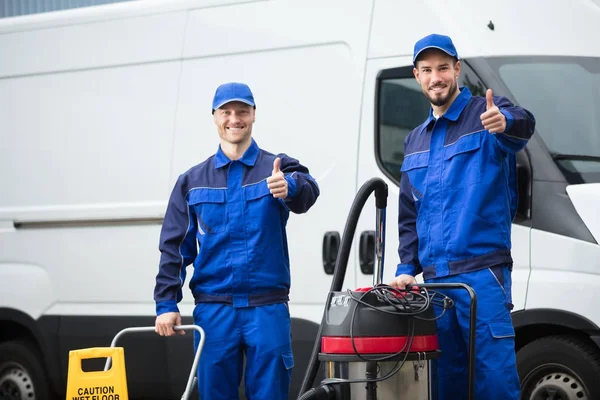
396, 87, 535, 399
155, 139, 319, 399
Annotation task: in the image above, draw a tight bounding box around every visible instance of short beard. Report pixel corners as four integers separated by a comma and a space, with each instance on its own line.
424, 80, 458, 107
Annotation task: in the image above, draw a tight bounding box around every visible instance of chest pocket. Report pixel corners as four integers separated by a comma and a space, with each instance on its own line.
443, 131, 483, 189
400, 152, 429, 203
188, 189, 227, 234
244, 181, 280, 232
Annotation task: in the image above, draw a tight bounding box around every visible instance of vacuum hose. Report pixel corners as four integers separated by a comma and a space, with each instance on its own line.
298, 178, 388, 398
297, 384, 337, 400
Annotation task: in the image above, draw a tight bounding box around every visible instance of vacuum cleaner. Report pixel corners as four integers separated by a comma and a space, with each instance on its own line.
297, 178, 476, 400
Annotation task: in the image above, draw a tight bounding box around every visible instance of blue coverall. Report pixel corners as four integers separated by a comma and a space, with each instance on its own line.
154, 139, 320, 399
396, 87, 536, 399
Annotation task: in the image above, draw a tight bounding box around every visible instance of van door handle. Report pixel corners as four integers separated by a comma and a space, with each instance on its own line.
359, 230, 375, 275
322, 231, 341, 275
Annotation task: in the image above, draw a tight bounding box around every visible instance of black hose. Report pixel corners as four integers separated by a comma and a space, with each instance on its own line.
298, 178, 388, 397
297, 384, 337, 400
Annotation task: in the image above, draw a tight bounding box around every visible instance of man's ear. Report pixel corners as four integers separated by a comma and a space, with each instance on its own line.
454, 60, 461, 79
413, 67, 420, 84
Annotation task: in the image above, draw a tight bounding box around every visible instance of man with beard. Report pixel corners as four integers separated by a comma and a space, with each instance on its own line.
390, 34, 536, 399
154, 82, 320, 399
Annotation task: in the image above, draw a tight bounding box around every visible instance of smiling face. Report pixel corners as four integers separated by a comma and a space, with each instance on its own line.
213, 101, 255, 147
413, 49, 461, 114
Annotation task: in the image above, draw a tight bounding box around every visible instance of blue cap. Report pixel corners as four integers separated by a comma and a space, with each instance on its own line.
412, 34, 459, 65
212, 82, 255, 113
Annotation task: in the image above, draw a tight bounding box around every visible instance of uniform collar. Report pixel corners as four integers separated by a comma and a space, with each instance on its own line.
443, 86, 471, 121
417, 86, 472, 134
214, 138, 259, 168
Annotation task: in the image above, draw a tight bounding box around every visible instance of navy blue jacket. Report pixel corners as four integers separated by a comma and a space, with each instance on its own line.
396, 87, 536, 280
154, 139, 320, 315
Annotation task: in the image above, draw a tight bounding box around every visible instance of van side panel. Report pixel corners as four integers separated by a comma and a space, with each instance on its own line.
0, 0, 375, 398
0, 63, 180, 215
368, 0, 600, 60
528, 230, 600, 323
0, 12, 187, 76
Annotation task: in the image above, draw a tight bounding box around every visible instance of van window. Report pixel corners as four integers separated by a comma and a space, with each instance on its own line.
487, 56, 600, 184
376, 62, 486, 184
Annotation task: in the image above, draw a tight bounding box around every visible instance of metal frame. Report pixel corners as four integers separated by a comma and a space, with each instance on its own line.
103, 325, 205, 400
409, 283, 477, 400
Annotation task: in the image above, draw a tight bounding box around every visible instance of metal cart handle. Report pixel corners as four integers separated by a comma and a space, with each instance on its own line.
407, 283, 477, 400
103, 325, 205, 400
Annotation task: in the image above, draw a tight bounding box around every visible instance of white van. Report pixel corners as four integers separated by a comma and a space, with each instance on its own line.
1, 0, 599, 399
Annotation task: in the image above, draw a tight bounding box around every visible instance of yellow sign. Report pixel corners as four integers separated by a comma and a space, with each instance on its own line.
66, 347, 129, 400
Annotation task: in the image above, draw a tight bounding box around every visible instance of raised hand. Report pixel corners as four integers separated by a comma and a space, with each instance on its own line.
267, 157, 288, 199
480, 89, 506, 134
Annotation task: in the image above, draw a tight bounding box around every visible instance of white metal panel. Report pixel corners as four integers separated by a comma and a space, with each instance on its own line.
528, 228, 600, 324
0, 0, 255, 33
1, 224, 163, 312
369, 0, 600, 59
567, 183, 600, 243
511, 224, 531, 311
531, 228, 600, 276
0, 11, 187, 77
0, 0, 375, 322
0, 62, 180, 216
0, 264, 55, 320
183, 0, 374, 60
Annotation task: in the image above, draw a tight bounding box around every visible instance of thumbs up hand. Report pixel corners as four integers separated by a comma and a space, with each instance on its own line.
267, 157, 288, 199
480, 89, 506, 134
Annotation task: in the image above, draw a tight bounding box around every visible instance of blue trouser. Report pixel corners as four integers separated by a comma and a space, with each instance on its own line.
192, 302, 294, 400
427, 266, 520, 400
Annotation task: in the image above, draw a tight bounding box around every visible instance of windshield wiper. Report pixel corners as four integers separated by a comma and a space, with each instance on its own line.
551, 153, 600, 162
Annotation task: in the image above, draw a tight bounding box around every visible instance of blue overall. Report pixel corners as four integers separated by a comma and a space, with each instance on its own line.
396, 87, 535, 399
154, 139, 319, 399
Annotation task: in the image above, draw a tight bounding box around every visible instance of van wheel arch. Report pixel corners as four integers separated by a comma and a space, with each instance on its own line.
512, 308, 600, 351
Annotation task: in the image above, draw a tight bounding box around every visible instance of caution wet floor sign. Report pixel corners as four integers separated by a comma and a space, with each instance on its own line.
66, 347, 129, 400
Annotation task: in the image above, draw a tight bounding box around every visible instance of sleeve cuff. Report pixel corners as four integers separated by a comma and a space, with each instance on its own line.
285, 174, 297, 198
395, 263, 418, 277
500, 109, 515, 132
156, 300, 179, 315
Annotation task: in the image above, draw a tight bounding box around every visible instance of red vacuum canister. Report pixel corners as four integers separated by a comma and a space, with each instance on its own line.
318, 285, 443, 400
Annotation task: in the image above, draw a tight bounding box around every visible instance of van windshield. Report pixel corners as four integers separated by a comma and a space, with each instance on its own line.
487, 56, 600, 184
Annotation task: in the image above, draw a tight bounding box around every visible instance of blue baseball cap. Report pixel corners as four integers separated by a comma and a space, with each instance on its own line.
412, 34, 459, 65
211, 82, 255, 114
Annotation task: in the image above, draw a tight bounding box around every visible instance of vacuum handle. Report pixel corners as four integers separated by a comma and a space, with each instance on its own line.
374, 207, 386, 286
375, 183, 388, 209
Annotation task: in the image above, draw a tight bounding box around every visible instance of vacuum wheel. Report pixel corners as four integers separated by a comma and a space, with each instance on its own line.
517, 335, 600, 400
